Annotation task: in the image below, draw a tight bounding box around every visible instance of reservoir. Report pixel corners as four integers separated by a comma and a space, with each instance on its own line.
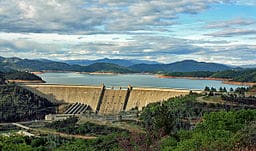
38, 72, 244, 90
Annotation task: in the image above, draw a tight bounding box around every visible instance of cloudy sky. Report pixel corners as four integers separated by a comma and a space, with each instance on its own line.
0, 0, 255, 65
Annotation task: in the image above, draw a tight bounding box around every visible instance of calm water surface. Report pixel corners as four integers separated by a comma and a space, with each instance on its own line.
38, 72, 244, 90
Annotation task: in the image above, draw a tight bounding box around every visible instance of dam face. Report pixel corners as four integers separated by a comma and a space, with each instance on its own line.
127, 88, 192, 111
98, 89, 128, 114
23, 84, 199, 115
22, 85, 103, 111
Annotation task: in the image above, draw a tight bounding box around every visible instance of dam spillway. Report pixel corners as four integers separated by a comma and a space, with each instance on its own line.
22, 84, 200, 115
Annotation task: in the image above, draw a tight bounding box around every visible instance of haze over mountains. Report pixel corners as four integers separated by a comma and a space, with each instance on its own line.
0, 56, 237, 73
240, 64, 256, 69
62, 58, 159, 67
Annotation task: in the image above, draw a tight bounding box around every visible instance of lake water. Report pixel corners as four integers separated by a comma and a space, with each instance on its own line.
37, 72, 244, 90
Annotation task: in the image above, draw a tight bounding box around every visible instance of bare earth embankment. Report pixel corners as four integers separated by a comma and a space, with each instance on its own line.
7, 80, 45, 83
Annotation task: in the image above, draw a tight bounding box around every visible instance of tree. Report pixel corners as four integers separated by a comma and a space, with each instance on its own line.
0, 84, 55, 122
204, 86, 210, 91
209, 91, 214, 96
219, 87, 223, 92
0, 77, 5, 84
211, 87, 217, 92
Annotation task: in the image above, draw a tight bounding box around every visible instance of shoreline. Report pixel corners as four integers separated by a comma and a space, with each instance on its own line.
81, 72, 153, 75
31, 70, 75, 74
30, 71, 44, 74
86, 72, 118, 75
31, 71, 256, 86
7, 80, 45, 84
222, 81, 256, 86
156, 75, 256, 86
33, 70, 154, 75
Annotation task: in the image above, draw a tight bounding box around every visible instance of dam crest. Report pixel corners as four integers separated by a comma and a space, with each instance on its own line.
22, 84, 200, 115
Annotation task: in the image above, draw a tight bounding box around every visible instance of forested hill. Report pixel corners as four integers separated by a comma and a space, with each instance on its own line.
0, 84, 56, 122
85, 63, 134, 73
0, 65, 13, 72
0, 69, 55, 122
63, 58, 159, 67
0, 56, 132, 73
0, 71, 43, 83
0, 56, 85, 72
211, 68, 256, 82
1, 56, 256, 82
166, 68, 256, 83
0, 56, 233, 73
128, 60, 232, 72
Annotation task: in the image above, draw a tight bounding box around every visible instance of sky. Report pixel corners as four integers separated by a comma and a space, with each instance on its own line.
0, 0, 255, 65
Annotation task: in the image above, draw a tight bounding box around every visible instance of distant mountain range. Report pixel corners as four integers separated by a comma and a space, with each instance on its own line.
129, 60, 232, 72
240, 64, 256, 69
0, 56, 132, 73
62, 58, 159, 67
0, 56, 240, 73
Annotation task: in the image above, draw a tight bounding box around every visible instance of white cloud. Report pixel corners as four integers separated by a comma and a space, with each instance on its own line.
206, 28, 256, 37
0, 0, 255, 65
235, 0, 256, 6
205, 18, 256, 29
0, 0, 232, 33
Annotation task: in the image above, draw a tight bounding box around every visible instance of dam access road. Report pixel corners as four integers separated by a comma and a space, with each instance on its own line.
22, 84, 202, 115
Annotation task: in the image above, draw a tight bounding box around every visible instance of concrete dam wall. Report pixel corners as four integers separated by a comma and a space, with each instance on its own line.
98, 89, 128, 114
127, 88, 192, 111
23, 85, 103, 111
23, 84, 199, 115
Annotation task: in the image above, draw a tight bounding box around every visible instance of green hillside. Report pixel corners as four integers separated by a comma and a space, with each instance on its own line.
0, 57, 85, 71
85, 63, 134, 73
129, 60, 232, 72
0, 56, 232, 73
166, 68, 256, 83
0, 71, 43, 82
0, 84, 56, 122
0, 56, 133, 73
164, 71, 215, 77
1, 93, 256, 150
211, 69, 256, 82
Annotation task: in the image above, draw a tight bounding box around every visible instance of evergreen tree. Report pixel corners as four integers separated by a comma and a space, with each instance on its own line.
204, 86, 210, 91
211, 87, 217, 92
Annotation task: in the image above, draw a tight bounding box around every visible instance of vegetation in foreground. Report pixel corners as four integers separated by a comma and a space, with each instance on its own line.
0, 133, 123, 151
45, 117, 129, 136
1, 109, 255, 150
